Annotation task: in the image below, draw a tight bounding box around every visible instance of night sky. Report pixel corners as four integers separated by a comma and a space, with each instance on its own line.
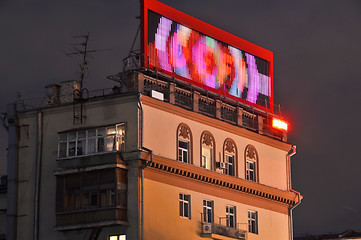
1, 0, 361, 236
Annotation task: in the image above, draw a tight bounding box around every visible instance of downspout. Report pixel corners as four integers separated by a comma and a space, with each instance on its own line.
6, 103, 19, 240
287, 145, 302, 240
33, 111, 43, 240
138, 94, 153, 240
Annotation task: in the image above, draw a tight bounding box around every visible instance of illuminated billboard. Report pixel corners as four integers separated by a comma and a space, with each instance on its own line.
141, 0, 274, 111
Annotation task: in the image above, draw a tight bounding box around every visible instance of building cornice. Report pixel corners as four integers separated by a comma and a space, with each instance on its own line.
143, 153, 300, 215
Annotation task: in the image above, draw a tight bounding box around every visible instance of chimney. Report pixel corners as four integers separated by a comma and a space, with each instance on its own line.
59, 80, 81, 104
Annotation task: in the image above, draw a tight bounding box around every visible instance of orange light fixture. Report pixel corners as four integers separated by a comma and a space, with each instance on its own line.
272, 118, 288, 131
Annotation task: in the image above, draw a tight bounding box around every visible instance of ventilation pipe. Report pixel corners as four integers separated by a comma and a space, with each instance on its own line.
287, 145, 302, 240
33, 111, 43, 240
138, 94, 153, 240
6, 103, 19, 240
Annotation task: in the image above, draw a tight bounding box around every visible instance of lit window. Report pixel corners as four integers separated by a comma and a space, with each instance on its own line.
177, 123, 192, 164
58, 123, 125, 158
109, 235, 126, 240
203, 200, 213, 223
202, 147, 213, 170
179, 193, 191, 219
248, 210, 258, 234
245, 145, 258, 182
226, 205, 236, 228
201, 131, 215, 170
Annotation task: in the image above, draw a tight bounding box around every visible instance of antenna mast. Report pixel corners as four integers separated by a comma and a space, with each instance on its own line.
65, 33, 110, 89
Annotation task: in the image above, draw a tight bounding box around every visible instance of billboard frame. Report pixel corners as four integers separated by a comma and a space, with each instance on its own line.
141, 0, 274, 112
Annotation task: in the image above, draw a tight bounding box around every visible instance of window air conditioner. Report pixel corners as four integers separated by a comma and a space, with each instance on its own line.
202, 223, 212, 234
216, 162, 227, 169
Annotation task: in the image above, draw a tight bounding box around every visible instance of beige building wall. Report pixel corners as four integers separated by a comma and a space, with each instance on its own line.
142, 100, 290, 191
144, 178, 290, 240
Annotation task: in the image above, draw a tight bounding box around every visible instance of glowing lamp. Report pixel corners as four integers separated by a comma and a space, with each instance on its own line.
272, 118, 288, 131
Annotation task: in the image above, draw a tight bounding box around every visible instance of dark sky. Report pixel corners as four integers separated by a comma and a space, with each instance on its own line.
1, 0, 361, 236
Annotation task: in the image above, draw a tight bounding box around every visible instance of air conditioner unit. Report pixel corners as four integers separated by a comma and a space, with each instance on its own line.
216, 162, 227, 169
202, 223, 212, 234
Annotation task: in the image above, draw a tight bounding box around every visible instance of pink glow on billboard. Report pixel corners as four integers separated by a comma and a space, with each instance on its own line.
148, 12, 271, 108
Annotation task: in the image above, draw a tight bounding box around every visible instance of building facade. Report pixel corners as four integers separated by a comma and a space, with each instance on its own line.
2, 67, 301, 240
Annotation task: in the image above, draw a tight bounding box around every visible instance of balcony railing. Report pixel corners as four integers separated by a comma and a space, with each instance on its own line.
202, 221, 247, 240
141, 75, 286, 142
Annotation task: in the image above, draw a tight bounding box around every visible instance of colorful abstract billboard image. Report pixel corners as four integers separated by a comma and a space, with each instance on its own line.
147, 11, 271, 108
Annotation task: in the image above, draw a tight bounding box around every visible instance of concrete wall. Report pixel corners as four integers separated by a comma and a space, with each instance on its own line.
13, 94, 139, 240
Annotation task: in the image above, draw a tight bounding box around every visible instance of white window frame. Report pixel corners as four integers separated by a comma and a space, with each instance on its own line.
248, 210, 258, 234
225, 154, 235, 176
178, 140, 189, 163
246, 160, 256, 182
226, 205, 236, 228
179, 193, 191, 219
58, 123, 125, 158
203, 200, 214, 223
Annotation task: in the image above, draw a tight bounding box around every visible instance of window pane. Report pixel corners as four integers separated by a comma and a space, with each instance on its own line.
88, 129, 96, 137
88, 138, 96, 154
68, 141, 76, 156
59, 133, 67, 141
78, 130, 86, 139
68, 132, 76, 140
97, 137, 105, 152
77, 139, 86, 156
107, 127, 116, 135
106, 135, 116, 151
109, 236, 118, 240
59, 142, 67, 158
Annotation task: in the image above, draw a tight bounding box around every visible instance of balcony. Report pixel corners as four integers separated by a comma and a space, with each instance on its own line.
201, 222, 247, 240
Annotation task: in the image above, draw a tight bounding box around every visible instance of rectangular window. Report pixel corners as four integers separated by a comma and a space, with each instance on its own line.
203, 200, 213, 223
58, 123, 125, 158
225, 155, 235, 176
109, 235, 126, 240
246, 160, 256, 182
226, 205, 236, 228
248, 210, 258, 234
202, 147, 213, 170
179, 193, 191, 219
178, 140, 189, 163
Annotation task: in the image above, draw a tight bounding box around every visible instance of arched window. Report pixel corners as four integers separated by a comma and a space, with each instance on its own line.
223, 138, 237, 177
245, 145, 259, 182
201, 131, 215, 170
177, 123, 192, 164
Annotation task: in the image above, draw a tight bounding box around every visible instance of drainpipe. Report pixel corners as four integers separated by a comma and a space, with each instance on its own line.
138, 94, 153, 240
287, 145, 302, 240
6, 103, 19, 240
33, 111, 43, 240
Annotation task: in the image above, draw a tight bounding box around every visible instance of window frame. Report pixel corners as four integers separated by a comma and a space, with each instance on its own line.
226, 205, 236, 228
201, 131, 215, 171
179, 193, 191, 219
203, 199, 214, 223
177, 123, 193, 164
248, 210, 258, 234
223, 138, 237, 177
58, 123, 125, 159
245, 145, 259, 182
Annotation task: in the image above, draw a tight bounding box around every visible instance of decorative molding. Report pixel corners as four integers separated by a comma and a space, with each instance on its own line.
146, 158, 297, 207
246, 145, 257, 160
179, 125, 190, 140
225, 139, 235, 153
202, 132, 214, 147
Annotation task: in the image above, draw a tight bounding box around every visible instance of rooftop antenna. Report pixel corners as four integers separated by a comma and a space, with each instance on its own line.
65, 32, 110, 89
